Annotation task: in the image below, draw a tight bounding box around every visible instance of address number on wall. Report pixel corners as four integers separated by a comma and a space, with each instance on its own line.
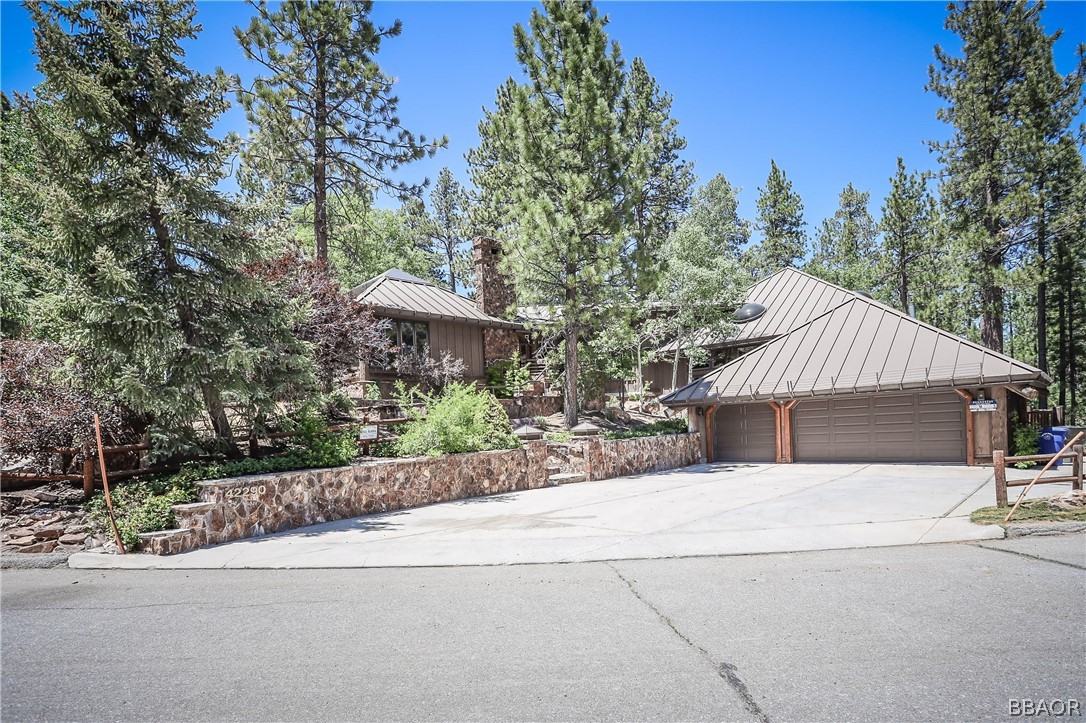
225, 485, 266, 499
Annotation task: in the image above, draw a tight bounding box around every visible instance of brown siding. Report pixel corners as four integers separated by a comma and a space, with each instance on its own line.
429, 320, 485, 379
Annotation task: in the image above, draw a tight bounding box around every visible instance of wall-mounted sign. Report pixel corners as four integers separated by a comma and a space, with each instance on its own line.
969, 399, 998, 412
358, 425, 379, 441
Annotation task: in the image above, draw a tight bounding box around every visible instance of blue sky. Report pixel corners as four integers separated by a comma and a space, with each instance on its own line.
2, 1, 1084, 243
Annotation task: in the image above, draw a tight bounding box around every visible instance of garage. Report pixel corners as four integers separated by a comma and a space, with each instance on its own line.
662, 269, 1050, 466
713, 404, 777, 463
793, 391, 966, 463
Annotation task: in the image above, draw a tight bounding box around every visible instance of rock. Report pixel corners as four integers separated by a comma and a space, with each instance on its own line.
17, 540, 57, 553
8, 536, 36, 546
35, 492, 58, 503
1047, 490, 1086, 511
59, 533, 87, 545
5, 527, 34, 539
33, 527, 63, 540
64, 524, 91, 535
84, 536, 103, 549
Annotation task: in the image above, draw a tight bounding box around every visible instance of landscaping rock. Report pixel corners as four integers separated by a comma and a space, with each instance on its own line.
8, 536, 37, 546
34, 527, 63, 540
1047, 490, 1086, 511
59, 533, 87, 545
18, 540, 58, 553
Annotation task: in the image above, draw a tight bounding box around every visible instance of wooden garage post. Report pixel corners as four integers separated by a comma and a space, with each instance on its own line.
704, 405, 717, 464
781, 400, 798, 464
769, 402, 783, 463
954, 389, 975, 466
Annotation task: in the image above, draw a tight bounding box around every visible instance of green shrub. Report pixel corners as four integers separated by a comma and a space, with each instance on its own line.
85, 475, 199, 548
544, 431, 572, 443
1012, 422, 1042, 469
603, 418, 688, 441
395, 382, 520, 457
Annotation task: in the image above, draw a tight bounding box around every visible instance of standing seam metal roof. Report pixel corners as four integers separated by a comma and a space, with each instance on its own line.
350, 269, 523, 330
661, 293, 1049, 406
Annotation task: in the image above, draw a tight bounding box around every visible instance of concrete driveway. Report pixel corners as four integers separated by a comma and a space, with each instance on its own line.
71, 462, 1018, 569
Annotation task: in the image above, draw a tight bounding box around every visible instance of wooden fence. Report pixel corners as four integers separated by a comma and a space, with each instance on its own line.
1025, 407, 1064, 427
1, 417, 410, 501
992, 444, 1083, 507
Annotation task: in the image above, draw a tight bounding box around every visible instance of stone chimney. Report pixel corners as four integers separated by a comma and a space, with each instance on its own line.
472, 236, 520, 366
473, 235, 516, 318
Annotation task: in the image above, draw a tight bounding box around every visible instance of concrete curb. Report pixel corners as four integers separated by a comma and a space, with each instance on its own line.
1005, 521, 1086, 538
1, 552, 72, 570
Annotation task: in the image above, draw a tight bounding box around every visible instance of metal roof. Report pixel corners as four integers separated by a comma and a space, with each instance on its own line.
350, 269, 523, 330
661, 295, 1049, 406
659, 267, 859, 352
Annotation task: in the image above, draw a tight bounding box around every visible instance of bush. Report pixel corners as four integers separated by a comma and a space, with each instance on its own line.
395, 382, 520, 457
603, 418, 688, 441
1012, 422, 1042, 469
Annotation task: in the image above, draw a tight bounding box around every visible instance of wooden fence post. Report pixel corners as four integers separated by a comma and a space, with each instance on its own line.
1074, 444, 1083, 492
994, 449, 1008, 508
82, 457, 95, 502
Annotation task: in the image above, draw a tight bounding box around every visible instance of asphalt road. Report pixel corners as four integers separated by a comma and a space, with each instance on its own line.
3, 536, 1084, 722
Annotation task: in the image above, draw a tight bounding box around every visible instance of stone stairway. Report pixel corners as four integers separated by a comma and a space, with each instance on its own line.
545, 445, 587, 486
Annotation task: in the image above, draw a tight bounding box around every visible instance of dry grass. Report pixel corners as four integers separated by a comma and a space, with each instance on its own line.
971, 498, 1086, 526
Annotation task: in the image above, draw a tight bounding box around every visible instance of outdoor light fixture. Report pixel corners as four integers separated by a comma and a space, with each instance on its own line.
734, 302, 767, 323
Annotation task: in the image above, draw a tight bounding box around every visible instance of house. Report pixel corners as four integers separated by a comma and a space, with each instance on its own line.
663, 268, 1049, 466
349, 244, 525, 387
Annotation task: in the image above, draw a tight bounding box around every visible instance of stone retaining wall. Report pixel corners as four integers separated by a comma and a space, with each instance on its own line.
141, 433, 700, 556
550, 433, 703, 481
499, 395, 562, 420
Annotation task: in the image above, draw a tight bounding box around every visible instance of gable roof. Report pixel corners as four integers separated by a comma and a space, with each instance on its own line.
658, 267, 860, 352
661, 293, 1049, 406
350, 269, 523, 330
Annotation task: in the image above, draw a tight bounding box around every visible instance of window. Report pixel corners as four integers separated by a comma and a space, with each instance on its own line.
388, 320, 429, 356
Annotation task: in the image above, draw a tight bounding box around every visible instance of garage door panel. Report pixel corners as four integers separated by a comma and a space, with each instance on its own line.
794, 391, 965, 463
713, 404, 777, 463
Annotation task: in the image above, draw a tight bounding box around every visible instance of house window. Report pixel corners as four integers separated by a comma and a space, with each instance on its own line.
388, 320, 429, 356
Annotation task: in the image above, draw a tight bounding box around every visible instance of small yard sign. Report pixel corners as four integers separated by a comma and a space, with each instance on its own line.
969, 399, 998, 412
358, 425, 379, 441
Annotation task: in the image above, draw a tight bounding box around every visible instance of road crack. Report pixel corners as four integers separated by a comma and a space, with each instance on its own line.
606, 562, 770, 723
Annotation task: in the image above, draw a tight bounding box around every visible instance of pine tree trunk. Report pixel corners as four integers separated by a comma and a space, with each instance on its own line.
201, 384, 238, 457
447, 249, 457, 294
563, 324, 579, 429
313, 34, 329, 262
1057, 287, 1067, 410
671, 335, 682, 391
1036, 187, 1048, 408
636, 344, 644, 413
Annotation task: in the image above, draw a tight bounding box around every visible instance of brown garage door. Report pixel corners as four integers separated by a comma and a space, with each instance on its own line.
793, 391, 966, 463
713, 403, 777, 463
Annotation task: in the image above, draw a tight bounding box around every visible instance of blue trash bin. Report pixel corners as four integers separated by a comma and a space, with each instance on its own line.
1039, 426, 1069, 467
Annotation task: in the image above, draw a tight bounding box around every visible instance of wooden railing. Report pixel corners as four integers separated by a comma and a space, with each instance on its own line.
1026, 407, 1064, 427
992, 444, 1083, 507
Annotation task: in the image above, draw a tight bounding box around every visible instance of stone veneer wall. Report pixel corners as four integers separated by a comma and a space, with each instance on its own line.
141, 433, 700, 556
499, 395, 562, 420
552, 433, 703, 481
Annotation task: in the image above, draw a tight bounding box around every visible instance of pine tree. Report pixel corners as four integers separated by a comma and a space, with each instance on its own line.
807, 183, 878, 292
927, 1, 1064, 353
20, 0, 310, 452
468, 1, 658, 427
236, 0, 446, 262
622, 57, 696, 296
0, 93, 40, 338
746, 160, 808, 278
876, 159, 937, 313
410, 168, 472, 294
653, 174, 745, 388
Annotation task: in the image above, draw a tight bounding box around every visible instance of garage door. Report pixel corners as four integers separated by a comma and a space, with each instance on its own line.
713, 404, 777, 463
793, 391, 966, 463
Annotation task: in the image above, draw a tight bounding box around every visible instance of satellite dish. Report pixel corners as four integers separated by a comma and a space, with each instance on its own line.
734, 302, 767, 323
855, 290, 873, 299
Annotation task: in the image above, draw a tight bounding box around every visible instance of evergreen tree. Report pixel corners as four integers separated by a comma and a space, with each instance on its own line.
876, 159, 937, 313
0, 93, 40, 338
927, 1, 1067, 353
621, 57, 696, 295
653, 175, 745, 388
468, 1, 656, 427
409, 168, 473, 294
807, 183, 878, 292
20, 0, 310, 452
236, 0, 446, 262
746, 160, 808, 278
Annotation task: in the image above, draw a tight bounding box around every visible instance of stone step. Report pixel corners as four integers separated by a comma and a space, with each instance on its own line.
547, 472, 586, 486
546, 465, 561, 475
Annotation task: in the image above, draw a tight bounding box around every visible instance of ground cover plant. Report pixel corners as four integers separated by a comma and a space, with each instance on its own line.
603, 418, 688, 440
970, 497, 1086, 527
395, 382, 519, 457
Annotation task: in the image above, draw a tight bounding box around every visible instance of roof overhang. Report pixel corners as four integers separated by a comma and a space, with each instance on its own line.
364, 304, 524, 331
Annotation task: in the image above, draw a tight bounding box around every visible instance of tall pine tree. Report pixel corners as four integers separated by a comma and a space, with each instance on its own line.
469, 1, 672, 427
807, 183, 878, 292
746, 160, 808, 279
236, 0, 446, 262
20, 0, 310, 451
928, 1, 1059, 353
